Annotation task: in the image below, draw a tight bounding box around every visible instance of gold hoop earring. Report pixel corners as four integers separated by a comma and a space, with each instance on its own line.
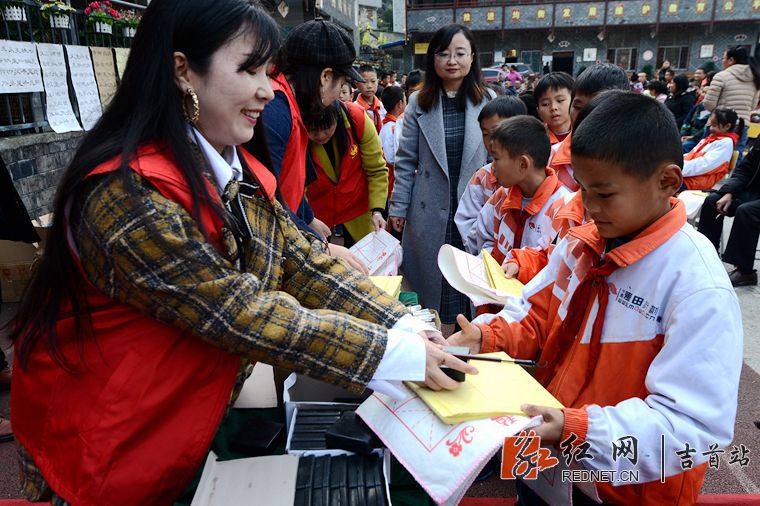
183, 87, 200, 125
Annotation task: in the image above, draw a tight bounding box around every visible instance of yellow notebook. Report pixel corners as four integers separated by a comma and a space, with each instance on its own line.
481, 250, 524, 297
406, 352, 563, 424
369, 276, 403, 298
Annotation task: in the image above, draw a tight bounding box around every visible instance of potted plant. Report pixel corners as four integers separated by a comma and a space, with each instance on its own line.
117, 9, 140, 38
3, 1, 27, 22
84, 0, 120, 34
39, 0, 75, 28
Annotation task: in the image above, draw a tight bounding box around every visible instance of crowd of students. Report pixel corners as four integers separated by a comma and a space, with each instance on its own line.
2, 0, 759, 504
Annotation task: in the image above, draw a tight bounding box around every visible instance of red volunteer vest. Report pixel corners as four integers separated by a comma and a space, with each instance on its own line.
270, 72, 308, 211
12, 144, 276, 506
306, 101, 370, 228
682, 133, 738, 191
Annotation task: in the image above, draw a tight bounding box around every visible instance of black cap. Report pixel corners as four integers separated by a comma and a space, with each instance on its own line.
284, 19, 364, 83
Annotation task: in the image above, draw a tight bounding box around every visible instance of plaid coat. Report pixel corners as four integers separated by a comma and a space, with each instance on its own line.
14, 146, 409, 504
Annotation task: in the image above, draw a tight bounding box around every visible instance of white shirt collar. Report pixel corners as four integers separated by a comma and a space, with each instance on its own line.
188, 125, 243, 192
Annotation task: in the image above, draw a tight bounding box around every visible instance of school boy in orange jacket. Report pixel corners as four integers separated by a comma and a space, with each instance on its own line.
447, 92, 742, 506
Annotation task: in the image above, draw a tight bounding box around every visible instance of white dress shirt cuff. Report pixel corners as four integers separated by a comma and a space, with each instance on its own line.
391, 313, 436, 334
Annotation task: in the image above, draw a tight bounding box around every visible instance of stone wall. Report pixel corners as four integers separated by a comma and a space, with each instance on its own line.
0, 131, 85, 220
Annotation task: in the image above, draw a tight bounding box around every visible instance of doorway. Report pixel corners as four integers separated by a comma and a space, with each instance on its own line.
552, 51, 574, 74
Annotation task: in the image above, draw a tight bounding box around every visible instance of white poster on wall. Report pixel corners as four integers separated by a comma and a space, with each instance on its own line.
700, 44, 714, 58
583, 47, 597, 62
0, 40, 44, 93
35, 44, 81, 133
64, 45, 102, 130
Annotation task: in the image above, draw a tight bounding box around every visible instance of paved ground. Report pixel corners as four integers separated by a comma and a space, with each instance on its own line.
1, 254, 759, 501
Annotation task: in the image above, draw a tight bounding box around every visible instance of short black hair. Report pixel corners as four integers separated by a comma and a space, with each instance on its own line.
491, 116, 551, 168
359, 64, 377, 75
573, 63, 630, 97
478, 95, 527, 122
572, 91, 683, 178
381, 85, 405, 112
306, 103, 339, 131
518, 91, 540, 119
647, 80, 668, 95
534, 72, 574, 101
406, 69, 424, 88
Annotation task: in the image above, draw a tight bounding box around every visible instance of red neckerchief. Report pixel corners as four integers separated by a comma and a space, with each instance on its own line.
382, 114, 397, 125
539, 198, 686, 402
356, 95, 382, 131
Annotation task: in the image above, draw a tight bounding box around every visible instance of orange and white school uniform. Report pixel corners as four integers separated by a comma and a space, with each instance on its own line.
379, 113, 402, 200
682, 133, 738, 190
548, 136, 580, 192
547, 126, 570, 148
455, 163, 499, 253
355, 94, 386, 134
505, 190, 586, 284
472, 198, 742, 506
468, 168, 570, 264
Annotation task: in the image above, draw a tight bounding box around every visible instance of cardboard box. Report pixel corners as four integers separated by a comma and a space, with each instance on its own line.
0, 214, 51, 303
0, 240, 39, 303
283, 373, 370, 457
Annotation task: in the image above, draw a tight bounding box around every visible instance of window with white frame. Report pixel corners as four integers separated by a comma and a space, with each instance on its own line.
657, 46, 689, 70
606, 48, 638, 71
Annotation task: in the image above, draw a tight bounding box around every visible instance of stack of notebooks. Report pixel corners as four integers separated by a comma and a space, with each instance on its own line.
406, 352, 564, 424
369, 276, 403, 298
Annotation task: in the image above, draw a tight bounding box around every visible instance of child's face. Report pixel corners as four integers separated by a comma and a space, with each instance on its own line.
339, 83, 352, 102
708, 114, 731, 135
357, 71, 378, 99
480, 114, 506, 157
638, 73, 647, 84
572, 155, 680, 239
308, 122, 338, 145
491, 140, 528, 188
537, 87, 572, 133
570, 92, 592, 125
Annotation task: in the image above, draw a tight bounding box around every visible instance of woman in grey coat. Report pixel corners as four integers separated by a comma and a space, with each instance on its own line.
388, 24, 493, 324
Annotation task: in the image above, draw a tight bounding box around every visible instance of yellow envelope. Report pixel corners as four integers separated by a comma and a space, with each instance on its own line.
481, 250, 524, 297
406, 352, 563, 424
369, 276, 403, 298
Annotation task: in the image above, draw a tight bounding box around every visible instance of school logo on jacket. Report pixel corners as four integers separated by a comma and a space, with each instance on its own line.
614, 286, 662, 322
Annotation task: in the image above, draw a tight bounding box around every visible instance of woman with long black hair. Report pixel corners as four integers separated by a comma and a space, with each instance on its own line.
388, 24, 494, 324
9, 1, 473, 503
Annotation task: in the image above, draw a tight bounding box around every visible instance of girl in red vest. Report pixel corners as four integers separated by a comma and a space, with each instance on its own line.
681, 107, 744, 191
9, 2, 475, 504
259, 19, 369, 271
306, 102, 388, 245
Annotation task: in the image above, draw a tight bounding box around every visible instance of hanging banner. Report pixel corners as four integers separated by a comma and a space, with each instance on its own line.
113, 47, 130, 80
65, 45, 102, 130
90, 46, 118, 107
0, 40, 44, 93
35, 43, 81, 133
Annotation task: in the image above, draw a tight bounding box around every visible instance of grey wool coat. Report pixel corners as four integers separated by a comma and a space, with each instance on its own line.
389, 89, 494, 312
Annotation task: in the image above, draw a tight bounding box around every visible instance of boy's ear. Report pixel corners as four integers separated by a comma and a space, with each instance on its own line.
520, 154, 532, 173
659, 163, 683, 195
